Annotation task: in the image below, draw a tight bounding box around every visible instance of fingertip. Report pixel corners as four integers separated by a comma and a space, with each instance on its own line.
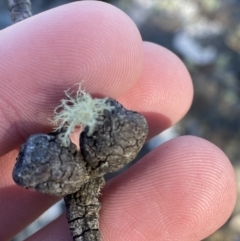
2, 1, 143, 95
118, 42, 193, 137
0, 1, 143, 155
161, 136, 237, 239
143, 42, 194, 124
101, 136, 236, 240
120, 42, 193, 121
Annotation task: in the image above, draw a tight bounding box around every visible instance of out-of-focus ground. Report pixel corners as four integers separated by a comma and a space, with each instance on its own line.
0, 0, 239, 240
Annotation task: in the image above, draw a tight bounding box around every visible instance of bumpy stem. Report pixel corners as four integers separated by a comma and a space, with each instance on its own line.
64, 177, 105, 241
8, 0, 32, 23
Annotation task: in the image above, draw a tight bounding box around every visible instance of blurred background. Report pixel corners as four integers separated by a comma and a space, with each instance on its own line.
1, 0, 239, 240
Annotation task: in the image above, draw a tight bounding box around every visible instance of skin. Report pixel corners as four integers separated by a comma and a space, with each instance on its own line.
0, 1, 236, 241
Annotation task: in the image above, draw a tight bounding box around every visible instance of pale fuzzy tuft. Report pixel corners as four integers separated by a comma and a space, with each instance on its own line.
52, 86, 114, 146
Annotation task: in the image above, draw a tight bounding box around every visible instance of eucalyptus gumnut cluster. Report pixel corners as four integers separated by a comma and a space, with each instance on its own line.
12, 88, 148, 241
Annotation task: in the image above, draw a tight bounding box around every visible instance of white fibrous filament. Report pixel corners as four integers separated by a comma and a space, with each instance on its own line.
52, 85, 114, 146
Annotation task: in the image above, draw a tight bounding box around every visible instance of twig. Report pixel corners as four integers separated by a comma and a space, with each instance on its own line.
8, 0, 32, 23
64, 177, 104, 240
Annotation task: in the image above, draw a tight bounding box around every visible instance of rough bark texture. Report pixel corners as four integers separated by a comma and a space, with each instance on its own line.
8, 0, 32, 23
64, 177, 105, 241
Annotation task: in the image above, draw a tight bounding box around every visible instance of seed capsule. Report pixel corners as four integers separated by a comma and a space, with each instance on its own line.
13, 96, 148, 241
13, 131, 88, 196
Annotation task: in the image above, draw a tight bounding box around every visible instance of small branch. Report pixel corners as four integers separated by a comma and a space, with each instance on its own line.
8, 0, 32, 24
64, 177, 105, 241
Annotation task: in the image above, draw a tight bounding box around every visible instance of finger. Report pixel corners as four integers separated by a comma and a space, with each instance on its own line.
101, 136, 236, 240
118, 42, 193, 138
24, 136, 236, 241
0, 1, 143, 156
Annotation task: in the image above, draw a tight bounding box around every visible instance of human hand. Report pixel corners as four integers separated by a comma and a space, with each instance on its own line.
0, 1, 236, 241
